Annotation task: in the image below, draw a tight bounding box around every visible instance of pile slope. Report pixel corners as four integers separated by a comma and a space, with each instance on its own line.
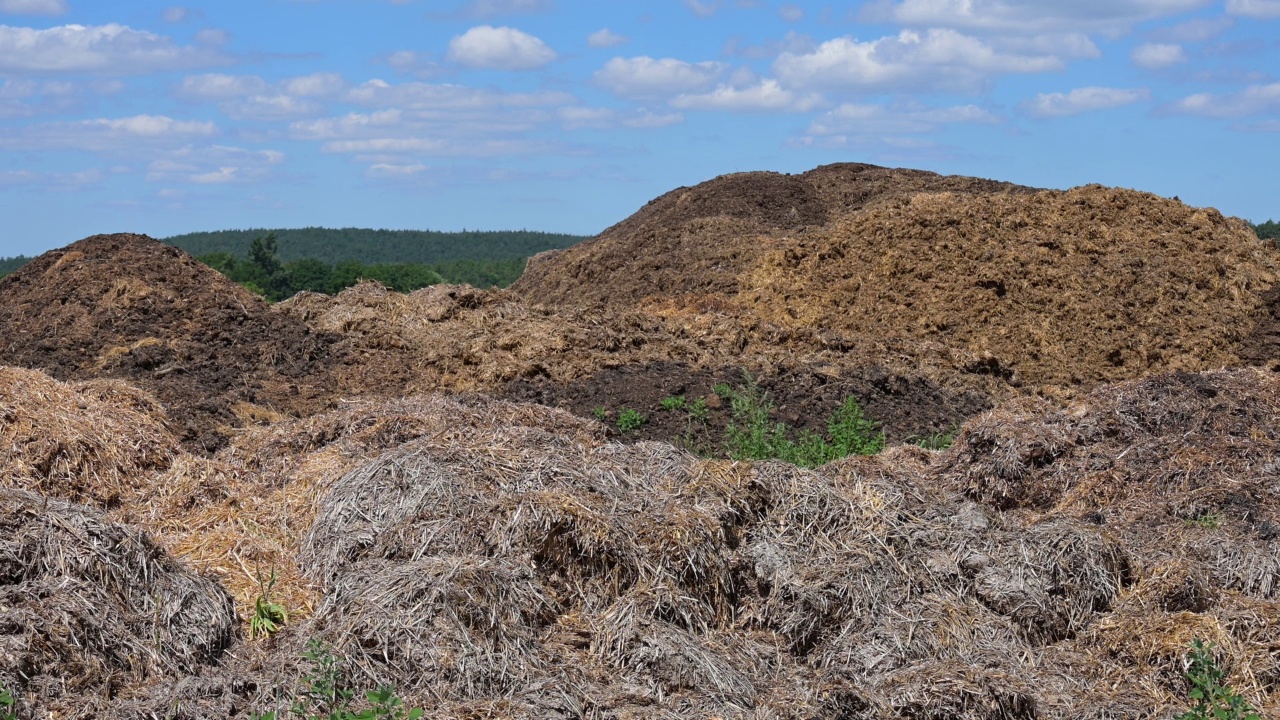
516, 164, 1278, 396
514, 162, 1035, 309
0, 233, 337, 451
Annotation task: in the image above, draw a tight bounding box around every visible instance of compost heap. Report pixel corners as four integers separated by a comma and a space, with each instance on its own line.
0, 233, 336, 452
4, 163, 1280, 718
2, 364, 1279, 719
515, 164, 1278, 396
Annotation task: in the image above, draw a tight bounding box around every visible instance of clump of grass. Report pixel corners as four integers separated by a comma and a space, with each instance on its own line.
1184, 512, 1222, 530
591, 406, 608, 421
716, 374, 883, 468
660, 395, 687, 411
912, 428, 958, 451
250, 568, 289, 640
1177, 639, 1261, 720
616, 408, 647, 432
255, 640, 423, 720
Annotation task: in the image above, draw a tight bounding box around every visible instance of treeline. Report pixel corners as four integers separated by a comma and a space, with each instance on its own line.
0, 255, 32, 279
1256, 220, 1279, 242
164, 227, 587, 265
200, 234, 527, 301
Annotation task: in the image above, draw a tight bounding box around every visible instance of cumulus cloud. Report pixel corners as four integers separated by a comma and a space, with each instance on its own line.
557, 106, 684, 130
587, 28, 627, 48
146, 145, 284, 184
0, 23, 224, 74
806, 101, 999, 136
864, 0, 1212, 34
1021, 86, 1150, 117
1170, 82, 1280, 117
177, 72, 344, 120
779, 3, 804, 21
1226, 0, 1280, 17
0, 114, 217, 152
1152, 17, 1234, 43
446, 25, 556, 70
774, 29, 1060, 93
0, 0, 66, 16
671, 79, 824, 112
1132, 42, 1186, 68
594, 56, 725, 98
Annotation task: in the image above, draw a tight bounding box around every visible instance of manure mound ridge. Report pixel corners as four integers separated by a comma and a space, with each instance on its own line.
517, 164, 1279, 396
0, 233, 338, 451
515, 162, 1035, 309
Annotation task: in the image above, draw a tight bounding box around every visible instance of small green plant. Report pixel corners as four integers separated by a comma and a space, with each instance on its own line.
616, 408, 647, 431
912, 428, 958, 451
255, 640, 424, 720
592, 406, 608, 421
660, 395, 687, 411
718, 374, 882, 468
250, 568, 289, 640
1, 684, 16, 720
1177, 639, 1261, 720
686, 397, 709, 423
1185, 512, 1222, 530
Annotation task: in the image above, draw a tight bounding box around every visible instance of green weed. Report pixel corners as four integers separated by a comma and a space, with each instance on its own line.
616, 408, 647, 432
591, 406, 608, 421
250, 568, 289, 640
255, 640, 423, 720
1185, 513, 1222, 530
718, 374, 882, 468
1, 684, 15, 720
660, 395, 687, 411
912, 429, 958, 451
1177, 639, 1261, 720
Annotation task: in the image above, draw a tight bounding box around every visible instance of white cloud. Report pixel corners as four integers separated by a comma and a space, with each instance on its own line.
807, 101, 999, 136
594, 56, 725, 98
446, 25, 556, 70
0, 0, 66, 16
773, 29, 1061, 93
1153, 17, 1234, 42
1022, 86, 1150, 117
624, 110, 684, 128
178, 73, 340, 120
146, 145, 284, 184
289, 109, 405, 141
587, 28, 627, 48
672, 79, 824, 112
556, 106, 685, 130
0, 167, 103, 190
344, 78, 572, 111
865, 0, 1212, 35
779, 3, 804, 21
280, 72, 346, 97
1131, 42, 1186, 68
1171, 82, 1280, 118
0, 114, 217, 152
1226, 0, 1280, 17
178, 73, 268, 100
0, 23, 224, 74
367, 162, 428, 178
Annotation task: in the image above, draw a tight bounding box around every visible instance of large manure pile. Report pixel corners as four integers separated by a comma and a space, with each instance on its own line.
0, 233, 337, 451
516, 165, 1278, 397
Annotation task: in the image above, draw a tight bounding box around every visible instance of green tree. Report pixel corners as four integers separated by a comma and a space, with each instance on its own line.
250, 233, 284, 277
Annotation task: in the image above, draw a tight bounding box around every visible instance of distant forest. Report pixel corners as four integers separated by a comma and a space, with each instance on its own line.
164, 227, 588, 265
1257, 220, 1279, 242
0, 255, 31, 278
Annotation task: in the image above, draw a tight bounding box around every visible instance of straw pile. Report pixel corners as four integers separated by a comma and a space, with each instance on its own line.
0, 487, 236, 719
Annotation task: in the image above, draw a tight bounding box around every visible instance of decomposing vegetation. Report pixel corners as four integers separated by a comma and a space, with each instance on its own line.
3, 163, 1280, 718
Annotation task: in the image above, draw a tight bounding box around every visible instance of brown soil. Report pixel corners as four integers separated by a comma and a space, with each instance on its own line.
515, 162, 1036, 309
504, 360, 992, 449
0, 234, 337, 452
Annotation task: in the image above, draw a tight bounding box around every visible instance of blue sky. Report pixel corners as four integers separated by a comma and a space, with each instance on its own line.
0, 0, 1277, 257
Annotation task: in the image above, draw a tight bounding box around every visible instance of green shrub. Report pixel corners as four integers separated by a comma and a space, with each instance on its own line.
250, 568, 289, 640
1177, 639, 1261, 720
616, 408, 647, 432
718, 374, 882, 468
